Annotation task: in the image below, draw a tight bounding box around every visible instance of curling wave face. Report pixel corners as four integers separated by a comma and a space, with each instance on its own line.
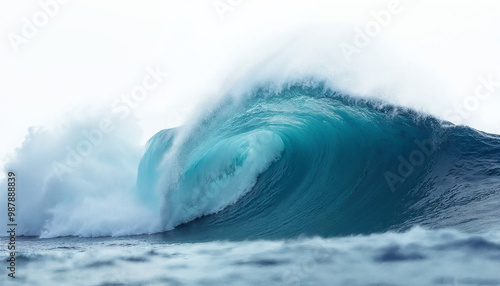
138, 85, 500, 241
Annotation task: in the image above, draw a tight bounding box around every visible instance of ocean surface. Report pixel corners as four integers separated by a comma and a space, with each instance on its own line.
2, 85, 500, 285
2, 227, 500, 285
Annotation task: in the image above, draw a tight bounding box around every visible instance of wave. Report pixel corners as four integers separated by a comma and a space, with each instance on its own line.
2, 84, 500, 239
139, 84, 500, 240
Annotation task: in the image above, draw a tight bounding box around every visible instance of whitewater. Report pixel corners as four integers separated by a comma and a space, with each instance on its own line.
1, 1, 500, 285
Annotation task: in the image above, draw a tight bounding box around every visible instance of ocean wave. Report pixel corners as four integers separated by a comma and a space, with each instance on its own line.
2, 84, 500, 238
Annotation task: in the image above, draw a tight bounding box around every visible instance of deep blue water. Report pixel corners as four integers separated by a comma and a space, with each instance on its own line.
138, 86, 500, 241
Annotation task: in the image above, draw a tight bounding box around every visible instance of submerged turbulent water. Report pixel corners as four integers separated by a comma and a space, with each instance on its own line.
2, 85, 500, 285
